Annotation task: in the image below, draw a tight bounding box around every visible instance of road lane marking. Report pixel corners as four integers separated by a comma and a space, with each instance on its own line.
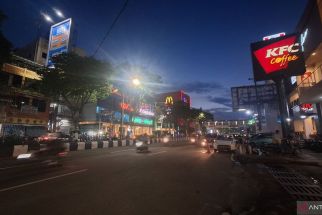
149, 151, 167, 156
110, 149, 135, 154
0, 169, 88, 192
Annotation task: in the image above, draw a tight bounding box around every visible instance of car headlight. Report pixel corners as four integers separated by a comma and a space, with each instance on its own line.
201, 142, 206, 146
163, 137, 169, 143
136, 142, 143, 147
190, 138, 196, 143
17, 153, 32, 159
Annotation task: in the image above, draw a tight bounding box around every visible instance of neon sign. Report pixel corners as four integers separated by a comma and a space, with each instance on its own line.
132, 116, 153, 125
255, 36, 300, 74
300, 103, 313, 113
251, 34, 305, 81
120, 102, 133, 112
300, 29, 308, 51
165, 96, 174, 105
139, 103, 154, 116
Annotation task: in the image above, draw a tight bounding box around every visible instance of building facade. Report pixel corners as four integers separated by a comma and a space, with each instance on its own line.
287, 0, 322, 138
0, 56, 49, 137
155, 91, 192, 135
79, 93, 155, 138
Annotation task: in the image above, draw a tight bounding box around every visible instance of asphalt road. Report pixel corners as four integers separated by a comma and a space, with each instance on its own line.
0, 143, 294, 215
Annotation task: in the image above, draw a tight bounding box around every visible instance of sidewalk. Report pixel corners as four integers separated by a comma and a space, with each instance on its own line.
235, 146, 322, 167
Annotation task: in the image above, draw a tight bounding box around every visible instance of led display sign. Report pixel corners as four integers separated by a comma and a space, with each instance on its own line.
251, 34, 305, 81
132, 116, 153, 126
46, 18, 72, 67
139, 103, 154, 116
263, 32, 285, 41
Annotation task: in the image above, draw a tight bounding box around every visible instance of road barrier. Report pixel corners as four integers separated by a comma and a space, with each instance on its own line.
3, 137, 190, 158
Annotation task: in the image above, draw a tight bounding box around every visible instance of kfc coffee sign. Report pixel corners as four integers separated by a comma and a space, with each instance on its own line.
251, 34, 305, 81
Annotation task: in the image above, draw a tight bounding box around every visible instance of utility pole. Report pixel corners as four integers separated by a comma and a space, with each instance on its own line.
274, 78, 288, 138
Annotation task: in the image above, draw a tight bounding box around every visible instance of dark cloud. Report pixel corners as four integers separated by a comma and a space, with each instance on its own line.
180, 81, 224, 94
206, 107, 231, 114
207, 96, 232, 107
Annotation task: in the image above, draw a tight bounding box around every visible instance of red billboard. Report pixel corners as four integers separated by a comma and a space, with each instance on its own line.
251, 34, 305, 81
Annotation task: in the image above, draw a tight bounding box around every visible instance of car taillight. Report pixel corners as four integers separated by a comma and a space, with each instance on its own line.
57, 151, 67, 157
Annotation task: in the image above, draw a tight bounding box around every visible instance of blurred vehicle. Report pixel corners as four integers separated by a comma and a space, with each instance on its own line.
17, 140, 68, 166
189, 134, 198, 143
38, 132, 70, 142
200, 136, 214, 149
135, 141, 149, 152
214, 135, 236, 152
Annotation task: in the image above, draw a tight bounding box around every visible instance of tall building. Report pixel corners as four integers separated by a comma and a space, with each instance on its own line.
155, 91, 191, 134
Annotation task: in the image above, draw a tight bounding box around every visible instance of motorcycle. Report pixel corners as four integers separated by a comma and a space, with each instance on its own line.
135, 141, 149, 153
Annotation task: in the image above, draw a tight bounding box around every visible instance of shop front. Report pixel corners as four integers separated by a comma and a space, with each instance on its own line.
288, 0, 322, 136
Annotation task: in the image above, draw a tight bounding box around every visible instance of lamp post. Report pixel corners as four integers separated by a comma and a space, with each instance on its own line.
120, 78, 141, 139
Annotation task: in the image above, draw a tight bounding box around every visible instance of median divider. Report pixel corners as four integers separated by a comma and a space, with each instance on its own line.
113, 141, 118, 148
12, 145, 28, 158
3, 137, 168, 158
91, 141, 98, 149
103, 141, 109, 148
78, 142, 85, 150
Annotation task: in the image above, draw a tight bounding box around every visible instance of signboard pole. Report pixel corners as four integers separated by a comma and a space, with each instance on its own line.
254, 80, 262, 131
274, 78, 288, 138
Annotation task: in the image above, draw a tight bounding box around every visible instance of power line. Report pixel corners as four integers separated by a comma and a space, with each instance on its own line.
92, 0, 129, 57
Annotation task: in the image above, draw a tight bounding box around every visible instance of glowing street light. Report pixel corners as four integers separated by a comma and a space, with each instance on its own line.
132, 78, 141, 86
41, 13, 53, 23
53, 8, 64, 18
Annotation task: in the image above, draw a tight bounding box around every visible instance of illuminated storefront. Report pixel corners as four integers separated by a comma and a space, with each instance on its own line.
287, 0, 322, 138
80, 94, 155, 138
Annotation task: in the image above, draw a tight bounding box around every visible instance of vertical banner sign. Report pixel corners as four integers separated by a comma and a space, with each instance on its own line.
251, 34, 305, 81
46, 18, 72, 67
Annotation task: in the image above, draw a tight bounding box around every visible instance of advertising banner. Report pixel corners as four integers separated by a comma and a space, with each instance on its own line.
251, 34, 305, 81
46, 18, 72, 67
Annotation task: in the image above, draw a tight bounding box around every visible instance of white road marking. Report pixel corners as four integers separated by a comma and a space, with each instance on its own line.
110, 149, 135, 154
149, 151, 167, 156
0, 169, 88, 192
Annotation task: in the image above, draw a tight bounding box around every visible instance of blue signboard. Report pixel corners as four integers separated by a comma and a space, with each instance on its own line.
46, 18, 72, 67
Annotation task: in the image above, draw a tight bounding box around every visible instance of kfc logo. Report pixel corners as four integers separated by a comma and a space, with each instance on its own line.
254, 36, 300, 74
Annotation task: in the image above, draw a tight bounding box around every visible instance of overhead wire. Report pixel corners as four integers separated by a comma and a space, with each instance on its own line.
92, 0, 129, 57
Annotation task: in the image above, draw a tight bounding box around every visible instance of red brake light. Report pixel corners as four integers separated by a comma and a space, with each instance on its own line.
58, 152, 67, 157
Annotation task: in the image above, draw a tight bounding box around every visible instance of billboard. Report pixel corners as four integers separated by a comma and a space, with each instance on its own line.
251, 34, 305, 81
46, 18, 72, 67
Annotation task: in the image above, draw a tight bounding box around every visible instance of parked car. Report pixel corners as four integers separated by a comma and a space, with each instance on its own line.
214, 135, 236, 152
248, 133, 280, 153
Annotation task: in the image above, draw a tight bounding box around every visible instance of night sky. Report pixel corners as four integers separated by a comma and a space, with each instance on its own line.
0, 0, 307, 113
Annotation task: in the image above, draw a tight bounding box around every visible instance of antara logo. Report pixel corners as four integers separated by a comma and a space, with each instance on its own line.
254, 36, 300, 74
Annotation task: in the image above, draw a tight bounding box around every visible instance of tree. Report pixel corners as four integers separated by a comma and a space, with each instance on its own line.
0, 10, 12, 67
36, 53, 114, 131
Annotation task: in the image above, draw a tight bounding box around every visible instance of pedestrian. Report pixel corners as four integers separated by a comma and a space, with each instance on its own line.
272, 130, 282, 144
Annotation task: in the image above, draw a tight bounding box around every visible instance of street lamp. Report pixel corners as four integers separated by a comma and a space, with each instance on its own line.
53, 8, 64, 18
41, 12, 53, 23
132, 78, 141, 86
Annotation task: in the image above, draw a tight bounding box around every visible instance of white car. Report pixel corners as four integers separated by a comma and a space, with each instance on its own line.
214, 136, 236, 152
